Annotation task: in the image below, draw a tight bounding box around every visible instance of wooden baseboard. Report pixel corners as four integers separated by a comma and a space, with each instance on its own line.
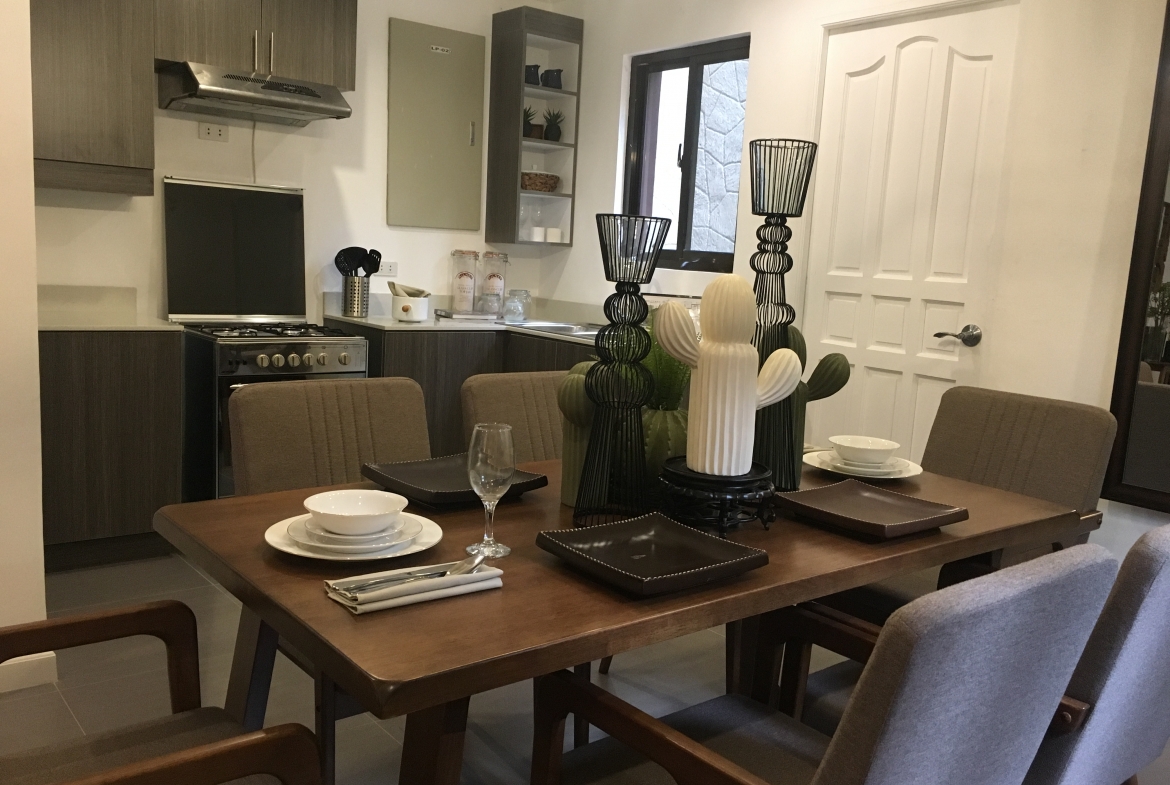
34, 159, 153, 196
0, 652, 57, 693
45, 532, 177, 572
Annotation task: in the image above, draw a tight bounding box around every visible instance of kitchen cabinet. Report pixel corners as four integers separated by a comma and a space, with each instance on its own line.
154, 0, 358, 91
30, 0, 155, 196
39, 332, 183, 545
504, 332, 594, 372
155, 0, 262, 73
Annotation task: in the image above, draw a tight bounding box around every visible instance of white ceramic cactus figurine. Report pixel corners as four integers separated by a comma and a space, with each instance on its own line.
656, 274, 801, 476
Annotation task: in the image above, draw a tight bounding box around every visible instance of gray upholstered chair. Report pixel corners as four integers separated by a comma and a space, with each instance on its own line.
820, 386, 1117, 626
461, 371, 566, 461
1024, 525, 1170, 785
531, 545, 1118, 785
229, 377, 431, 495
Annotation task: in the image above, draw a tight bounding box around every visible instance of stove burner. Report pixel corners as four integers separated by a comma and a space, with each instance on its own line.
212, 327, 262, 338
189, 322, 353, 340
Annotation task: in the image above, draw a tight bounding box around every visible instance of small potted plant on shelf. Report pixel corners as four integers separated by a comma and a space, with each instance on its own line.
523, 106, 544, 139
543, 109, 565, 142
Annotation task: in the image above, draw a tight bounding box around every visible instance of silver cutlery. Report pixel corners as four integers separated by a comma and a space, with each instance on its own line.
329, 553, 486, 601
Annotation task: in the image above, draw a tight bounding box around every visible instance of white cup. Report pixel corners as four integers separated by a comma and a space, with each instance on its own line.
546, 228, 563, 243
531, 227, 547, 242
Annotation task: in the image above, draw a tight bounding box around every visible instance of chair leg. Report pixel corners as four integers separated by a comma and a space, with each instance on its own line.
315, 674, 338, 785
573, 662, 591, 747
598, 655, 613, 675
776, 640, 812, 720
1122, 777, 1139, 785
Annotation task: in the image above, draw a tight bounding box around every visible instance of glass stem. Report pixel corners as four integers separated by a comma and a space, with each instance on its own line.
483, 500, 498, 543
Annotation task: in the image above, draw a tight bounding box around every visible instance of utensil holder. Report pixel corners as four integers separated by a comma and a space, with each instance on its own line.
343, 276, 370, 318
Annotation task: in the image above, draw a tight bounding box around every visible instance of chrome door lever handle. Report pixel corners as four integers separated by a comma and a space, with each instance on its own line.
933, 324, 983, 347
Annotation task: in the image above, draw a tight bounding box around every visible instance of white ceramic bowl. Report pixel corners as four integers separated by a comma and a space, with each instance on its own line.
302, 490, 408, 536
828, 435, 900, 466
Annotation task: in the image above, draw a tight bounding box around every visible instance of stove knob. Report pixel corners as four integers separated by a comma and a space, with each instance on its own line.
272, 354, 286, 368
317, 353, 328, 366
302, 353, 314, 367
338, 352, 350, 366
288, 354, 301, 368
256, 354, 270, 368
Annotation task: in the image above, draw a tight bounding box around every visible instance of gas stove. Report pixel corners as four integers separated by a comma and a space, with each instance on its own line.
183, 322, 368, 376
188, 322, 356, 341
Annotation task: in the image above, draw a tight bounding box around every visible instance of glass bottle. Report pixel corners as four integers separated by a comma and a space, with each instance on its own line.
502, 290, 526, 323
519, 202, 534, 242
450, 250, 478, 312
478, 252, 509, 313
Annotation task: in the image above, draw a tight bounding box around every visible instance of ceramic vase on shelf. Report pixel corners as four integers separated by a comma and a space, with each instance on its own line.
656, 274, 802, 477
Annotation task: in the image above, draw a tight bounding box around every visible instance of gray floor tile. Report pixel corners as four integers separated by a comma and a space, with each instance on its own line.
0, 687, 83, 756
335, 719, 401, 785
46, 555, 210, 613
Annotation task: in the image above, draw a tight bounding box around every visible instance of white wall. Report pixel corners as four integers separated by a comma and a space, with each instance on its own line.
35, 0, 562, 325
0, 0, 54, 690
547, 0, 1165, 409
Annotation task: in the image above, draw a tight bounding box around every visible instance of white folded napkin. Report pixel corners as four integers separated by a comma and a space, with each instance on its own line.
325, 564, 502, 615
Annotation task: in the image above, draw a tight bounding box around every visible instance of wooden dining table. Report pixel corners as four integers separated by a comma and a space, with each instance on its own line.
153, 461, 1100, 785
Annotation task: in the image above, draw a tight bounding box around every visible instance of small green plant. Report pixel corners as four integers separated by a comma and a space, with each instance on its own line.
542, 109, 564, 129
523, 106, 536, 124
642, 308, 690, 477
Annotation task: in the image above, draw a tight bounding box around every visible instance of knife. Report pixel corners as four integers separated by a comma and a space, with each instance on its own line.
327, 553, 486, 601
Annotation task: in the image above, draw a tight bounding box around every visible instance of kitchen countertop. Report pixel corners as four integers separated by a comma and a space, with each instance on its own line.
324, 311, 598, 346
37, 285, 186, 331
38, 313, 186, 332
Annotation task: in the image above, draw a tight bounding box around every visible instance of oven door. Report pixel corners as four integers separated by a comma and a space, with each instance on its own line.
216, 372, 365, 498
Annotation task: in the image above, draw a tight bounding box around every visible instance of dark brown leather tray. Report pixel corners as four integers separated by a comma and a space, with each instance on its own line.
536, 513, 769, 596
773, 479, 968, 540
361, 453, 547, 508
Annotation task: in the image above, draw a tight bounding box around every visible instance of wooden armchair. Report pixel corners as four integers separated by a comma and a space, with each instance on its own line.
0, 600, 320, 785
532, 546, 1117, 785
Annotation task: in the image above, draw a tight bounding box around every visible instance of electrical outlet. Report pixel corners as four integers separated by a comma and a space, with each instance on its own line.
198, 122, 228, 142
382, 260, 399, 277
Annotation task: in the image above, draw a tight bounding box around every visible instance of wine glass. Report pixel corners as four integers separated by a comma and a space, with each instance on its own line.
467, 423, 515, 558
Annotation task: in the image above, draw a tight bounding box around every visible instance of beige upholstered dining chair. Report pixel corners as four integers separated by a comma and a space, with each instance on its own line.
531, 545, 1118, 785
461, 371, 566, 461
819, 386, 1117, 626
229, 377, 431, 495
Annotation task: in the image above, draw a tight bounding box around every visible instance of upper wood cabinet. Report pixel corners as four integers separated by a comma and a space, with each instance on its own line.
30, 0, 156, 195
154, 0, 358, 91
155, 0, 263, 73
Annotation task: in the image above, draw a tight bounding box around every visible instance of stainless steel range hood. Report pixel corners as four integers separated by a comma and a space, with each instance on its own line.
158, 62, 351, 127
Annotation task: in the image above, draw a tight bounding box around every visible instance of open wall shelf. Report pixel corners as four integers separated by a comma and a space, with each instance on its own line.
486, 7, 583, 247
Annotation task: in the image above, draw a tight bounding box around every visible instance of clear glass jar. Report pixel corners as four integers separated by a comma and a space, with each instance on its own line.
502, 289, 532, 323
450, 250, 478, 312
477, 252, 509, 312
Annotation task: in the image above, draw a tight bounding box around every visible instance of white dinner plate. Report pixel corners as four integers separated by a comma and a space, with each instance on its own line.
826, 453, 903, 477
804, 450, 923, 479
265, 512, 442, 561
287, 515, 422, 553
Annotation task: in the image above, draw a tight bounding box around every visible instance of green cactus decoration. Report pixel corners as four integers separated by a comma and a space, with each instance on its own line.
557, 360, 596, 506
641, 309, 690, 477
783, 326, 849, 485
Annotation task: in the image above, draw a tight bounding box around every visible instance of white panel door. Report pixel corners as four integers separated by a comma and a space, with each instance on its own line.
802, 2, 1019, 462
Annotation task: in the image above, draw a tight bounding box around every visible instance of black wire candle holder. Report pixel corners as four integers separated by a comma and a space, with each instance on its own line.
749, 139, 817, 491
574, 214, 671, 526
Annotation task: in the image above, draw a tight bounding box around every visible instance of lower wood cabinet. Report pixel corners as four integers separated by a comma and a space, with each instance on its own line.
39, 331, 183, 544
504, 333, 595, 372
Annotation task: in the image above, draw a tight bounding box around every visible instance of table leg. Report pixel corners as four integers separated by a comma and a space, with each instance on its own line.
224, 607, 278, 730
572, 663, 591, 747
315, 674, 338, 785
726, 611, 787, 705
399, 697, 471, 785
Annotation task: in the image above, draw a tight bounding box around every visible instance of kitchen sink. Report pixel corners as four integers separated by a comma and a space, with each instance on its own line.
510, 321, 604, 339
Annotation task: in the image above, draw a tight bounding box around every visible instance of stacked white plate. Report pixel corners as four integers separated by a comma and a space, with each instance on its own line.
264, 489, 443, 561
802, 435, 923, 479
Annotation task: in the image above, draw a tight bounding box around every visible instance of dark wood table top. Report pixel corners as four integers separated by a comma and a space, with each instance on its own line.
154, 462, 1086, 719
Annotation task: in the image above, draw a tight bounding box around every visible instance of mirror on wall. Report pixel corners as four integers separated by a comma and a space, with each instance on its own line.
1106, 3, 1170, 511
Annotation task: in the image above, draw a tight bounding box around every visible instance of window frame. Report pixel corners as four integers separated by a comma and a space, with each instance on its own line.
623, 35, 751, 273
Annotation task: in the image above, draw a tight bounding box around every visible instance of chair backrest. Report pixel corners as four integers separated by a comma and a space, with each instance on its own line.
921, 387, 1116, 513
461, 371, 566, 463
812, 545, 1117, 785
1024, 525, 1170, 785
229, 378, 430, 495
1140, 360, 1157, 383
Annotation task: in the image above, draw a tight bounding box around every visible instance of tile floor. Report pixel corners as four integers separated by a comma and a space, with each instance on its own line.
0, 499, 1165, 784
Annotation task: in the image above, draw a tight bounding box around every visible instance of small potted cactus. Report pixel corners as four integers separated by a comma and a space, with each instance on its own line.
642, 308, 690, 478
543, 109, 565, 142
523, 106, 542, 139
783, 325, 850, 477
